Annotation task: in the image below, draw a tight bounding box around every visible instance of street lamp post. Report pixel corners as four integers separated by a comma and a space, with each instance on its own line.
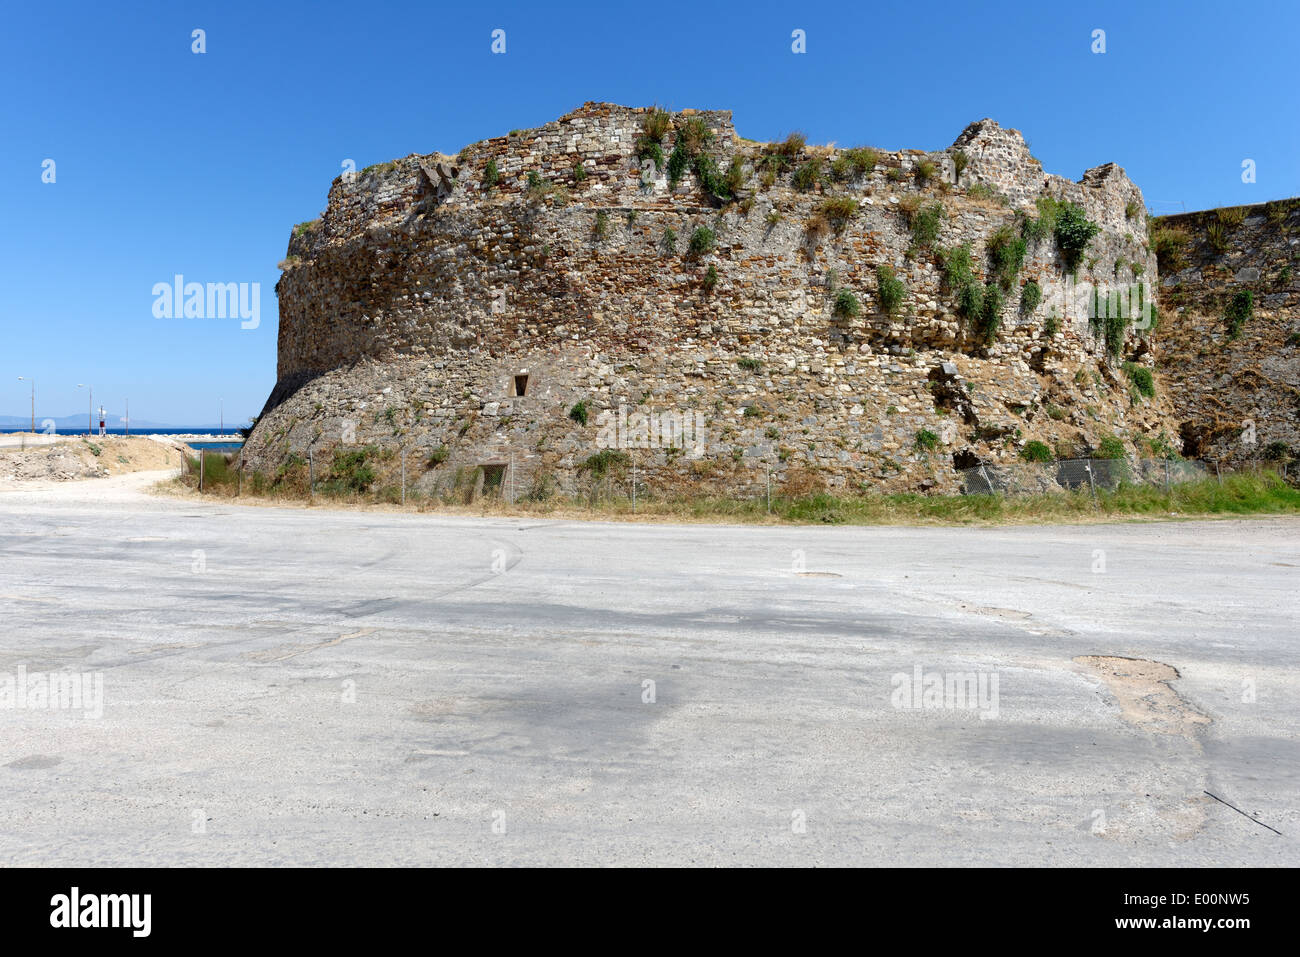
77, 383, 92, 436
17, 377, 33, 433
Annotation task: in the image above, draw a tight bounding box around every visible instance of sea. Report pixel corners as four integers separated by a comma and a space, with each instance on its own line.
29, 428, 244, 453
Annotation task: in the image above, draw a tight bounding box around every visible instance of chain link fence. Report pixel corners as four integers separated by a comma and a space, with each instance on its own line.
571, 458, 1233, 509
182, 443, 1293, 510
957, 457, 1209, 497
566, 456, 1300, 508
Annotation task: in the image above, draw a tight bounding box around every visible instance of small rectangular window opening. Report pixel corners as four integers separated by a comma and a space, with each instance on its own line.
513, 374, 529, 397
481, 464, 506, 495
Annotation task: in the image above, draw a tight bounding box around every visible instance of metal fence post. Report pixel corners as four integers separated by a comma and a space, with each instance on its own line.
766, 465, 771, 514
1164, 458, 1169, 491
401, 448, 406, 505
632, 457, 637, 512
199, 451, 205, 492
308, 449, 314, 498
1086, 461, 1097, 505
238, 450, 243, 497
1215, 462, 1221, 485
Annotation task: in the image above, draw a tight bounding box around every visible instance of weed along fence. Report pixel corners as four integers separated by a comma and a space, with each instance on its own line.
178, 441, 1298, 521
538, 456, 1230, 509
181, 447, 245, 495
181, 443, 529, 505
179, 443, 664, 507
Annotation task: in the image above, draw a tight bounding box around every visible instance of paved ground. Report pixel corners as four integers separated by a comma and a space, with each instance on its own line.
1, 472, 1297, 865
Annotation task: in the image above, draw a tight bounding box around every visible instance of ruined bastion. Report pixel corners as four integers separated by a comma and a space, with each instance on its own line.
244, 102, 1187, 498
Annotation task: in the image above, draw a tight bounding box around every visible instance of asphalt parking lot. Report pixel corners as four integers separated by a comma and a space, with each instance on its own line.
1, 473, 1297, 865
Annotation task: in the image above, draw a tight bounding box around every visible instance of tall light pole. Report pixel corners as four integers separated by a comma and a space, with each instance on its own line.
17, 377, 33, 433
219, 398, 224, 436
77, 383, 92, 436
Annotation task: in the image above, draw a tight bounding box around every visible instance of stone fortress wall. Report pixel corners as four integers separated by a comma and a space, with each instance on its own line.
1151, 199, 1300, 465
244, 102, 1185, 498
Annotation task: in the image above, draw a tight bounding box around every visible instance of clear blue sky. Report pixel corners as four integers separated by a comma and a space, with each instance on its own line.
3, 0, 1296, 425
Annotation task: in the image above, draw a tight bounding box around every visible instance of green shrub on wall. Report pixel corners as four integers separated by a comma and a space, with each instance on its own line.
876, 265, 906, 316
977, 284, 1004, 345
1020, 440, 1053, 463
988, 224, 1027, 288
958, 280, 984, 322
910, 202, 945, 250
818, 196, 858, 231
1103, 311, 1128, 357
1020, 279, 1042, 313
667, 142, 690, 185
792, 161, 822, 192
1225, 290, 1253, 339
1122, 362, 1155, 398
636, 108, 671, 163
1152, 226, 1190, 272
1053, 202, 1099, 271
833, 288, 860, 319
1095, 435, 1126, 460
939, 243, 975, 291
688, 226, 716, 256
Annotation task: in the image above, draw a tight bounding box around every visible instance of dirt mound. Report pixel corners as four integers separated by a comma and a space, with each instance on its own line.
0, 436, 183, 485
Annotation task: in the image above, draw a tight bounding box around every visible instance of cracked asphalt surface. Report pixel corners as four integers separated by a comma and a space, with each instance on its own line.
1, 472, 1297, 865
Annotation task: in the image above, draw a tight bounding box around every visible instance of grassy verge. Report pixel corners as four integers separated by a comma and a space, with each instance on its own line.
176, 459, 1300, 526
769, 472, 1300, 525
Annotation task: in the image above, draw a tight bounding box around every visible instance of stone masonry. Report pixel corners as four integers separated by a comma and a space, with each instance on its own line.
243, 102, 1185, 499
1153, 199, 1300, 466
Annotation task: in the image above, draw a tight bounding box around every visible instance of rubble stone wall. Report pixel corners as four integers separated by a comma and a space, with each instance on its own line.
245, 102, 1184, 497
1153, 199, 1300, 464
